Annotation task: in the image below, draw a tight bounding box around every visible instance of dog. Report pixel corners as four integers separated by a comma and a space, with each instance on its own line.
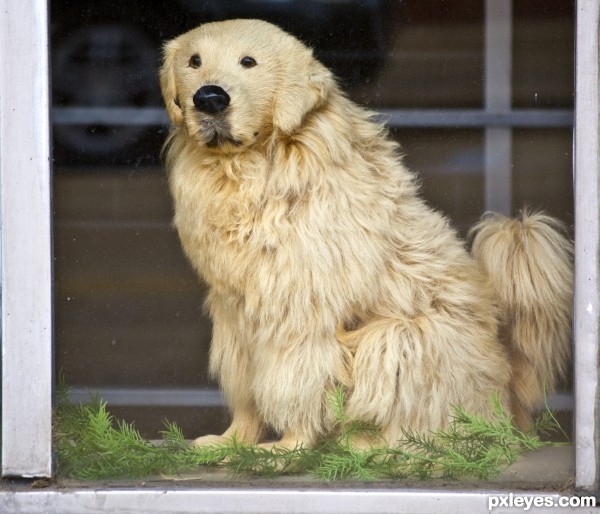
160, 19, 573, 450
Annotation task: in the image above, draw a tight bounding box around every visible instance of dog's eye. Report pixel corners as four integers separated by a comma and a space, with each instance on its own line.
240, 56, 257, 69
188, 54, 202, 69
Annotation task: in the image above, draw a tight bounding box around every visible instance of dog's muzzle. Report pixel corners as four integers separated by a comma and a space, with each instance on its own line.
193, 85, 230, 114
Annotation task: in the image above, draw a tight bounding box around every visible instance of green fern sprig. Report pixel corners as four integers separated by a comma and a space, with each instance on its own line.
54, 386, 569, 481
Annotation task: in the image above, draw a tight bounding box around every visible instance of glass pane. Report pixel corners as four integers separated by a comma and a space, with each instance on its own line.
513, 1, 574, 109
51, 0, 574, 485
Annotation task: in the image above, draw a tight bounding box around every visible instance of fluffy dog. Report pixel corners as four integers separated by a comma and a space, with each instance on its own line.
160, 19, 573, 449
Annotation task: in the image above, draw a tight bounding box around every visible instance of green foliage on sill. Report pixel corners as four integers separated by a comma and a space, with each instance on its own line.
55, 383, 568, 481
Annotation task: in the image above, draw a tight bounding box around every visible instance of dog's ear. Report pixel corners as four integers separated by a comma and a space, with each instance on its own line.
273, 56, 335, 135
160, 40, 184, 125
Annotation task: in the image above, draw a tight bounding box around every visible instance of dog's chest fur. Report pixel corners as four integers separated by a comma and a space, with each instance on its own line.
169, 148, 293, 294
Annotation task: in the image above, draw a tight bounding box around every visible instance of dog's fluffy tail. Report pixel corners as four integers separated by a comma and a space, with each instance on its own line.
469, 210, 573, 429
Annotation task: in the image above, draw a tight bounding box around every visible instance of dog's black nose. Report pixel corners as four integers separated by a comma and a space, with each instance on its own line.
193, 85, 230, 114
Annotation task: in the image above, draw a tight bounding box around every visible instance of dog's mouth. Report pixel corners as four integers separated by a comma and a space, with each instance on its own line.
193, 115, 243, 149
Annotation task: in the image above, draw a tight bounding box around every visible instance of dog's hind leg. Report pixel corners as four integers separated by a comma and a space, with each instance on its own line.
343, 313, 511, 447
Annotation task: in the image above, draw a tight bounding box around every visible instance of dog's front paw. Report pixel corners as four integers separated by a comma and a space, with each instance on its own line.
192, 434, 232, 448
258, 431, 314, 452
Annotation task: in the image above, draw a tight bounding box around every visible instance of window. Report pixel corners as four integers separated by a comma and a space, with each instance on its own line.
1, 0, 598, 510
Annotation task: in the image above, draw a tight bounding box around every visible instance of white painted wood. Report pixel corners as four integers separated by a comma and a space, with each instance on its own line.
0, 489, 592, 514
0, 0, 53, 477
574, 0, 600, 493
484, 0, 513, 215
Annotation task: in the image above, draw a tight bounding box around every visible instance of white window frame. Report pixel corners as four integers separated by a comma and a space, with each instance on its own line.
0, 0, 53, 478
573, 0, 600, 492
0, 0, 597, 511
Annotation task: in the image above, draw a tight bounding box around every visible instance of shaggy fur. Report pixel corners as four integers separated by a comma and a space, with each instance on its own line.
160, 19, 573, 449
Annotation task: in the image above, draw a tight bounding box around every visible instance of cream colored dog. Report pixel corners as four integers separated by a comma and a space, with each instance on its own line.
160, 19, 573, 450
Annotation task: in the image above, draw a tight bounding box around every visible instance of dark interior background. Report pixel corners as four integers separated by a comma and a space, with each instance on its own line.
51, 0, 574, 438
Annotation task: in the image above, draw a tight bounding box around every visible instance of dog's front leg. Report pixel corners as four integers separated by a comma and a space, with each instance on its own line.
252, 329, 345, 450
193, 406, 265, 448
193, 291, 266, 447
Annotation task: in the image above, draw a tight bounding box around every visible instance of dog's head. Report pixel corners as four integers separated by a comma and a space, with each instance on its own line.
160, 19, 335, 151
